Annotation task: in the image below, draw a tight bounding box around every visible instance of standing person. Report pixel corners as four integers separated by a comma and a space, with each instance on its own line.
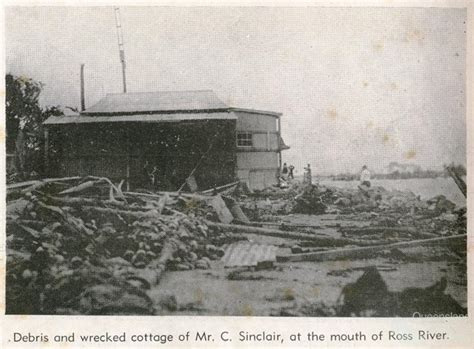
288, 164, 295, 179
281, 163, 288, 178
360, 165, 371, 187
150, 165, 160, 189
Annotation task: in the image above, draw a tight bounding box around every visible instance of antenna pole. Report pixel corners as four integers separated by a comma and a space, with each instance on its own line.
80, 64, 85, 111
114, 7, 127, 93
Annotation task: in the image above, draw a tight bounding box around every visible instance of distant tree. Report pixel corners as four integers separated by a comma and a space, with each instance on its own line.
6, 73, 64, 180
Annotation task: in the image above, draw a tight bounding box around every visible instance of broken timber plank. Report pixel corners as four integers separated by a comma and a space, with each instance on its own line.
209, 195, 234, 224
230, 203, 250, 223
276, 234, 467, 262
200, 181, 240, 195
446, 166, 467, 197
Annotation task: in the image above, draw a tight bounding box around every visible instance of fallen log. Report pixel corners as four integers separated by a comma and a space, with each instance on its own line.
276, 234, 467, 262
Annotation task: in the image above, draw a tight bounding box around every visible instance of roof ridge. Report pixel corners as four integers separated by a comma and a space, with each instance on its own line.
105, 89, 215, 96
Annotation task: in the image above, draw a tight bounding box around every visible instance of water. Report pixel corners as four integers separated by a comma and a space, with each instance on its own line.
317, 177, 466, 207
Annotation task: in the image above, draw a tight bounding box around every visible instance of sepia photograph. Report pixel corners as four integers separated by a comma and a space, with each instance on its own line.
4, 5, 467, 318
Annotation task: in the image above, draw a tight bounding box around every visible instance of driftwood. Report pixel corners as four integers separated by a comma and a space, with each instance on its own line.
276, 234, 467, 262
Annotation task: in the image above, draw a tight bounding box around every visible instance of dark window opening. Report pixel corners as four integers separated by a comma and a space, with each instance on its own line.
237, 132, 253, 147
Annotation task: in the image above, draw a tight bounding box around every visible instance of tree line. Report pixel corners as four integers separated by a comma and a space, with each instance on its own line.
6, 73, 64, 182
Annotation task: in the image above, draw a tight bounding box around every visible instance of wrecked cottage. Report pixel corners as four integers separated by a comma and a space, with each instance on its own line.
43, 90, 289, 191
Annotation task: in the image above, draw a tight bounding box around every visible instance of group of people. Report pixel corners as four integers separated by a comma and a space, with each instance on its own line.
280, 162, 371, 188
281, 163, 295, 180
281, 163, 311, 183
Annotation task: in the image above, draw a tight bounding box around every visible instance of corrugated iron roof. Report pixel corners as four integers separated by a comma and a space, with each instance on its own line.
44, 112, 237, 125
221, 242, 278, 268
230, 108, 282, 117
82, 90, 228, 115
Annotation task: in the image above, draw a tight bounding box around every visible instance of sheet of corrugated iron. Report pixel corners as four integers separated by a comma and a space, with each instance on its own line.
222, 243, 278, 268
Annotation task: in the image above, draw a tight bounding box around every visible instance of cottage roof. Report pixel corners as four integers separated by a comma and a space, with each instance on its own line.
82, 90, 228, 115
43, 112, 237, 125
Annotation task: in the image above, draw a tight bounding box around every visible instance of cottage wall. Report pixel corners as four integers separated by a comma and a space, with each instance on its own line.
234, 110, 281, 190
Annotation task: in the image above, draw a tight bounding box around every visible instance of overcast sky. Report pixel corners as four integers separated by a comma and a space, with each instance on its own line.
5, 6, 466, 175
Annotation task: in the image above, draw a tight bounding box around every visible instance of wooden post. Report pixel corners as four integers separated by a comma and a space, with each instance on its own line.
126, 128, 130, 191
44, 128, 49, 176
277, 116, 282, 174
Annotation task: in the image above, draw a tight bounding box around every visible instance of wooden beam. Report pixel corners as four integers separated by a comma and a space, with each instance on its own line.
200, 181, 240, 195
276, 234, 467, 262
7, 177, 81, 191
206, 221, 379, 246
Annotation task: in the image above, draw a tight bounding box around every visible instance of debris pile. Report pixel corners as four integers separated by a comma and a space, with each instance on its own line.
237, 182, 463, 232
292, 183, 460, 215
6, 177, 238, 315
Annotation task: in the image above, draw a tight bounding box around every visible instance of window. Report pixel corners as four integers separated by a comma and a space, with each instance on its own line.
237, 132, 253, 147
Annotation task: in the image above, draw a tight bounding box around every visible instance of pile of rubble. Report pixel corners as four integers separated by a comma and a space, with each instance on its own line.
6, 177, 240, 315
238, 182, 464, 223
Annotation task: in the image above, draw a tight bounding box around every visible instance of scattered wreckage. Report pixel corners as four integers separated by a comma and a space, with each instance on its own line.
6, 175, 467, 316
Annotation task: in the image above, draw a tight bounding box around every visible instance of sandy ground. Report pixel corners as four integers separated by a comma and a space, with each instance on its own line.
149, 214, 467, 316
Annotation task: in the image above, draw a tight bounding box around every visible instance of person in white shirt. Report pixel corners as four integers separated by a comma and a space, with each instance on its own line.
360, 165, 371, 187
